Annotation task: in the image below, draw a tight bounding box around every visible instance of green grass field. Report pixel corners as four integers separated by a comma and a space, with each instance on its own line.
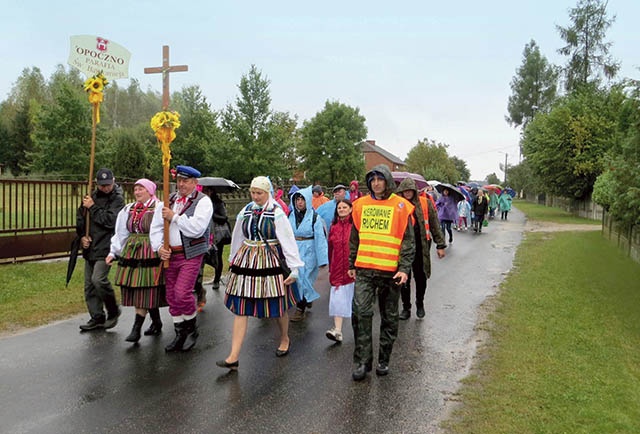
514, 199, 601, 225
443, 205, 640, 433
0, 246, 229, 334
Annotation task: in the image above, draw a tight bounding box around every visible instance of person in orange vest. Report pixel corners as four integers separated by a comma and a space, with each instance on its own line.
396, 177, 447, 320
311, 185, 330, 210
348, 164, 416, 381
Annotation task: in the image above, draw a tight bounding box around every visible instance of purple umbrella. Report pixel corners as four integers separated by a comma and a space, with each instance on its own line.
391, 171, 429, 190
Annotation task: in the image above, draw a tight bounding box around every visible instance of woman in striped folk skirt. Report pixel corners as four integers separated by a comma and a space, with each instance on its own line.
216, 176, 304, 370
107, 179, 167, 343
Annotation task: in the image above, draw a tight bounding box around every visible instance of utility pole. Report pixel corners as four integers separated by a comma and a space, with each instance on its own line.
504, 152, 508, 184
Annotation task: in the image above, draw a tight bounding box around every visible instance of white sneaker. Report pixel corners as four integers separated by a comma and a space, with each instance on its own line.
326, 328, 343, 342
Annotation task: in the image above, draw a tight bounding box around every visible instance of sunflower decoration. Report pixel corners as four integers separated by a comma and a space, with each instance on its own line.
150, 111, 181, 167
83, 72, 108, 123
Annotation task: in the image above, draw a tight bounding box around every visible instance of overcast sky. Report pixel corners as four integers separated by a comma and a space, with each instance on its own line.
2, 0, 639, 180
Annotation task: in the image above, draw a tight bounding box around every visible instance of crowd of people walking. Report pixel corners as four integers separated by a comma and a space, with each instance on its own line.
75, 163, 513, 381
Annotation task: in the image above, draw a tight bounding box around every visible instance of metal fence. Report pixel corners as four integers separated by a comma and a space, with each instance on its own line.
0, 179, 256, 263
602, 210, 640, 264
523, 191, 639, 264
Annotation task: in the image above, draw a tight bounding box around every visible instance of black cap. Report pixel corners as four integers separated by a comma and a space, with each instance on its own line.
95, 168, 114, 185
332, 184, 347, 192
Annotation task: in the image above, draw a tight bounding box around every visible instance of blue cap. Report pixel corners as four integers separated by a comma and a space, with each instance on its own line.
175, 165, 201, 178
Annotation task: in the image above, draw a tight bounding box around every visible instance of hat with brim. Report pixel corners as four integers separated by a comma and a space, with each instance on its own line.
176, 165, 201, 178
96, 168, 114, 185
332, 184, 347, 193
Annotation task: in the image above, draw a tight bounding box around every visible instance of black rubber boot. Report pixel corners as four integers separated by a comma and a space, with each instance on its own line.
125, 314, 145, 343
144, 308, 162, 336
165, 322, 187, 352
181, 318, 199, 352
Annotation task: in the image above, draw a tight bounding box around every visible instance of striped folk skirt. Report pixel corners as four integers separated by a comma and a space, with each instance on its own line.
114, 233, 167, 309
224, 240, 297, 318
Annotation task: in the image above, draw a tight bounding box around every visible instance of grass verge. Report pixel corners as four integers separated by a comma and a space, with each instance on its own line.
443, 207, 640, 433
0, 246, 229, 335
514, 199, 601, 225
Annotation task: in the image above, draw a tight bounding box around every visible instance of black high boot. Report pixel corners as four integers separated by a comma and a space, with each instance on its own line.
144, 308, 162, 336
125, 314, 146, 343
165, 322, 187, 352
181, 317, 199, 352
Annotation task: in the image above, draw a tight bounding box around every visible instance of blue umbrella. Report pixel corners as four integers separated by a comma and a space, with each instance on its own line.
458, 187, 472, 202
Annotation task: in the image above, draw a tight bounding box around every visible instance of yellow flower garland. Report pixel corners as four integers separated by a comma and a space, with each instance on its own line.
150, 111, 181, 167
83, 72, 108, 123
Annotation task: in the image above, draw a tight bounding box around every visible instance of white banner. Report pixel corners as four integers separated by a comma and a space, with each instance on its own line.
68, 35, 131, 79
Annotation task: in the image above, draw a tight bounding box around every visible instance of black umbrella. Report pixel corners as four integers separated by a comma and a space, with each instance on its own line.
435, 183, 465, 202
66, 235, 82, 287
198, 177, 240, 193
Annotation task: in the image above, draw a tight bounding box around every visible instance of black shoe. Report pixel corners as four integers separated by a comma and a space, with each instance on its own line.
212, 282, 220, 290
216, 359, 239, 370
181, 318, 198, 352
416, 307, 425, 319
144, 308, 162, 335
103, 307, 121, 329
376, 362, 389, 376
165, 324, 187, 352
144, 322, 163, 336
79, 318, 104, 331
125, 314, 145, 343
275, 343, 290, 357
399, 309, 410, 320
352, 363, 372, 381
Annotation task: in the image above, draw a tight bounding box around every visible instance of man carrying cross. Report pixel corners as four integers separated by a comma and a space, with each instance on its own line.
150, 165, 213, 352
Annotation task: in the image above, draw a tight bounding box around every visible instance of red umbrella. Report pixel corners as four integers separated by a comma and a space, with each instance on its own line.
482, 184, 502, 194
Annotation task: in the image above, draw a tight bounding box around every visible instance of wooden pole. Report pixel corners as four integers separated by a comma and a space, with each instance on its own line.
144, 45, 188, 268
85, 103, 98, 237
163, 161, 170, 268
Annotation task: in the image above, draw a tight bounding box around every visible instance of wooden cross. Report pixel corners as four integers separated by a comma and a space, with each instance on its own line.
144, 45, 188, 110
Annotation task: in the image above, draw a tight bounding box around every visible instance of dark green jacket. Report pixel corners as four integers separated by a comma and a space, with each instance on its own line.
396, 177, 446, 278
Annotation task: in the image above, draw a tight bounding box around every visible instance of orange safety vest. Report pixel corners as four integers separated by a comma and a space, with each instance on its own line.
417, 195, 431, 241
352, 193, 415, 272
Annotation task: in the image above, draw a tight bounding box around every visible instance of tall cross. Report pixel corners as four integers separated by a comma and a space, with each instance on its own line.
144, 45, 188, 110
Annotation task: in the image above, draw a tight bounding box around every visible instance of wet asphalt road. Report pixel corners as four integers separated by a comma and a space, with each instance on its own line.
1, 209, 525, 434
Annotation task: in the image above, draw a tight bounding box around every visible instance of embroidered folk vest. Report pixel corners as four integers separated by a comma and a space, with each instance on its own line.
169, 191, 210, 259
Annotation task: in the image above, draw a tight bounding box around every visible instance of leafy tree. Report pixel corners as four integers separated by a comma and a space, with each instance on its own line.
298, 100, 367, 185
30, 81, 93, 179
486, 173, 501, 185
593, 82, 640, 226
171, 85, 222, 175
450, 156, 470, 182
521, 85, 622, 199
106, 127, 148, 182
102, 78, 161, 129
219, 65, 296, 183
6, 67, 49, 106
503, 159, 543, 198
506, 40, 558, 129
557, 0, 619, 92
0, 67, 48, 175
405, 138, 458, 183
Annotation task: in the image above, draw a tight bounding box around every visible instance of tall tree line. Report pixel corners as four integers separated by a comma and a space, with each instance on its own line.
0, 64, 369, 186
505, 0, 638, 226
